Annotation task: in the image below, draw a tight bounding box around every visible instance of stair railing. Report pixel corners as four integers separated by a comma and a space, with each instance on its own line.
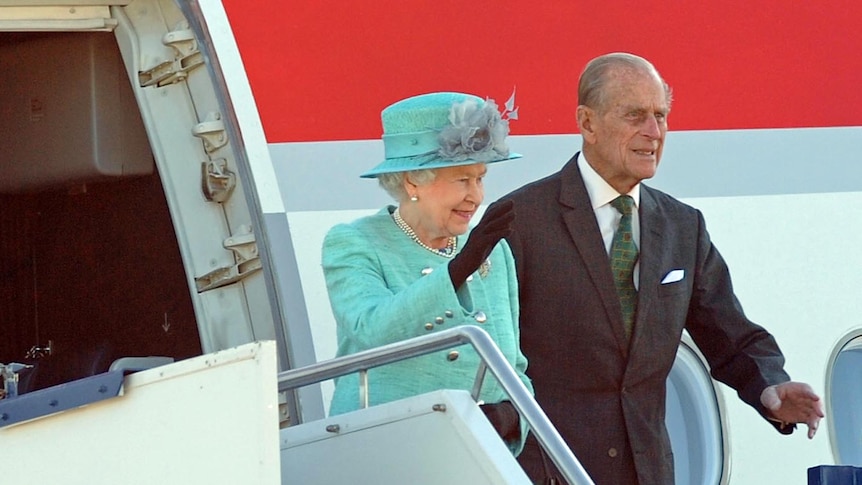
277, 325, 594, 485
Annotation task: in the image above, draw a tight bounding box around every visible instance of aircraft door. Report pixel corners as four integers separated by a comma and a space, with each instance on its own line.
666, 336, 728, 485
827, 332, 862, 466
114, 1, 277, 355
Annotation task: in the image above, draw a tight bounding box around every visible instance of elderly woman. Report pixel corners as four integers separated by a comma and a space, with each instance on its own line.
321, 91, 532, 453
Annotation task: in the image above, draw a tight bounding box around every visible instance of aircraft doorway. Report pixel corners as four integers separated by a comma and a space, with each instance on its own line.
666, 337, 728, 485
827, 332, 862, 466
0, 31, 202, 392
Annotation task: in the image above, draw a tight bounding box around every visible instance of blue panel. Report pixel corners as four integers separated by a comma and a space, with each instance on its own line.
0, 370, 123, 428
653, 127, 862, 198
270, 127, 862, 212
808, 465, 862, 485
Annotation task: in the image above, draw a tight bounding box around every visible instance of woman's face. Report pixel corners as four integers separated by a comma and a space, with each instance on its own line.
406, 163, 486, 245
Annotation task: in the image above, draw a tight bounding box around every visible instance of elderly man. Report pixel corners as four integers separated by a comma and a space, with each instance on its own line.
503, 52, 823, 484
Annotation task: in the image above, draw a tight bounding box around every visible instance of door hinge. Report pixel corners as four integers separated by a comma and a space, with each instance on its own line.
138, 24, 204, 87
201, 158, 236, 203
195, 228, 262, 292
192, 112, 228, 153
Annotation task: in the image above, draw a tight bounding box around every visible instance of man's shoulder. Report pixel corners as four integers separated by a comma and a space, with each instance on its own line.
501, 154, 577, 202
503, 171, 561, 200
641, 184, 701, 218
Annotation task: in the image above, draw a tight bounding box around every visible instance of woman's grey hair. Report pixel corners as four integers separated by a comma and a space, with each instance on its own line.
378, 169, 437, 202
578, 52, 673, 111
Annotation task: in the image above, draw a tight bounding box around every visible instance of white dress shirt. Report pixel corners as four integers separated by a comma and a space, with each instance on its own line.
577, 153, 641, 288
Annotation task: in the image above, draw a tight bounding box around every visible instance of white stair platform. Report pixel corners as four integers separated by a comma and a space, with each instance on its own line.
280, 389, 531, 484
0, 341, 281, 485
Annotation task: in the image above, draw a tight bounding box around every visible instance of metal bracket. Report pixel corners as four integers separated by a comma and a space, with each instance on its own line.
25, 340, 53, 359
192, 112, 228, 153
0, 363, 33, 400
195, 227, 262, 292
162, 26, 197, 57
0, 370, 123, 428
138, 24, 203, 87
201, 158, 236, 203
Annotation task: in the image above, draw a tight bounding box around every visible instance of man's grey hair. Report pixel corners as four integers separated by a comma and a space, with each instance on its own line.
578, 52, 673, 111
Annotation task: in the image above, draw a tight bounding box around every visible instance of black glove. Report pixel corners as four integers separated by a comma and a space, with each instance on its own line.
448, 199, 515, 289
480, 400, 521, 443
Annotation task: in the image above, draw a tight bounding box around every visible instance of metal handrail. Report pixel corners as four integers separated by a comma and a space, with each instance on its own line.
277, 326, 595, 485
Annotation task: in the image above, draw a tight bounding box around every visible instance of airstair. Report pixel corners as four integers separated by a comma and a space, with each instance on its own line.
277, 326, 594, 484
0, 327, 593, 484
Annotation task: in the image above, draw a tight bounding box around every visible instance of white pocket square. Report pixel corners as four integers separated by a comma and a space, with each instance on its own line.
661, 269, 685, 284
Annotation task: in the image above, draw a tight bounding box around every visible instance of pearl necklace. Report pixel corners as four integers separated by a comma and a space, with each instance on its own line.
392, 208, 457, 258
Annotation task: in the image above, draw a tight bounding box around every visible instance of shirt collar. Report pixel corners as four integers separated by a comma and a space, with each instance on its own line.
577, 152, 641, 210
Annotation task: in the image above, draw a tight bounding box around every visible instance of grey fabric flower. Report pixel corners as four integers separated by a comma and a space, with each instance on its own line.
437, 99, 511, 162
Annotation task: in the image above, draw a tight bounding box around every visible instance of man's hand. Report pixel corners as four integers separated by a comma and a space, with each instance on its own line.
760, 381, 825, 439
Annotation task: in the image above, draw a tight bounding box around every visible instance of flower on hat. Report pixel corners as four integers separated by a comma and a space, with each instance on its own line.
437, 90, 517, 163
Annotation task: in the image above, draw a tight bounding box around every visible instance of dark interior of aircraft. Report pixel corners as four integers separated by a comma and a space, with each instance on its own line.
0, 31, 201, 394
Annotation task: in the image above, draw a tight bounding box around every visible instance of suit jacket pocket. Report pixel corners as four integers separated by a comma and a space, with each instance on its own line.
657, 279, 688, 297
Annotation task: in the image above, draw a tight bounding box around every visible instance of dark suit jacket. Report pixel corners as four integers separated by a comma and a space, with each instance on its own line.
503, 154, 791, 485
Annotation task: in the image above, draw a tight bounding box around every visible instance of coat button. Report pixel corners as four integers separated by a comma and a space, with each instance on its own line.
608, 447, 618, 458
424, 323, 434, 331
474, 311, 487, 323
421, 267, 433, 275
447, 351, 459, 361
435, 316, 444, 325
444, 310, 454, 318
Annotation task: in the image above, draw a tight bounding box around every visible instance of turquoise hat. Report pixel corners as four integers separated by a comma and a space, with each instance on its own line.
360, 91, 522, 178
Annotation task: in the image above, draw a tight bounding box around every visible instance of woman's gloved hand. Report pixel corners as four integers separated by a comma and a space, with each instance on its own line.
449, 199, 515, 289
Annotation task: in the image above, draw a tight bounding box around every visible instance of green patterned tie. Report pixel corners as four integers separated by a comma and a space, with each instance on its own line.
610, 195, 638, 340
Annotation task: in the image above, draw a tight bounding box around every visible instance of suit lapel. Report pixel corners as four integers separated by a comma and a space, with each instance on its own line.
628, 185, 665, 353
559, 159, 631, 357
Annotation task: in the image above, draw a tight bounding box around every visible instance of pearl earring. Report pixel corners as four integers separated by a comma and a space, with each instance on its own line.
410, 195, 418, 202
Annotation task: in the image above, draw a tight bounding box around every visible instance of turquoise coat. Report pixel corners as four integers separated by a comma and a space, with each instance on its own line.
322, 206, 533, 450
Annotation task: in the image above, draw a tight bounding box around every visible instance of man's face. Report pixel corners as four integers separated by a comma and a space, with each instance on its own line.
579, 68, 670, 193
